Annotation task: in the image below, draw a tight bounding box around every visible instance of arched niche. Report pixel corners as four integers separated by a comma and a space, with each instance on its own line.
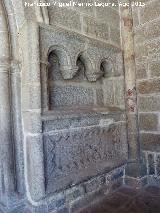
74, 53, 90, 81
46, 50, 104, 110
48, 45, 77, 80
76, 52, 103, 82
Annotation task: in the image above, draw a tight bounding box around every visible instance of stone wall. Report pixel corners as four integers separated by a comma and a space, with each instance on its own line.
43, 0, 124, 111
132, 0, 160, 180
47, 0, 120, 47
0, 0, 128, 212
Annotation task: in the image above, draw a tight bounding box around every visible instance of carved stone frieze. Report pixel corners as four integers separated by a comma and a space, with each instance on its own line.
43, 122, 127, 194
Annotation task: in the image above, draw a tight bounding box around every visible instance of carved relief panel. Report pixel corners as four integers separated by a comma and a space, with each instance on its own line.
43, 115, 127, 194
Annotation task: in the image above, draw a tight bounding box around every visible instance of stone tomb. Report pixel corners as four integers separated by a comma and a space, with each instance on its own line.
40, 24, 127, 194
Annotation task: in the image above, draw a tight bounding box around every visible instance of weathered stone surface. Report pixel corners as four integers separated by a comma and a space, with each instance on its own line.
138, 79, 160, 94
121, 1, 140, 163
139, 0, 160, 24
135, 59, 148, 79
147, 38, 160, 56
96, 89, 104, 106
49, 85, 94, 108
42, 110, 125, 132
139, 113, 158, 131
127, 133, 139, 160
132, 7, 139, 27
138, 96, 160, 112
83, 16, 109, 41
125, 162, 147, 178
147, 176, 160, 186
148, 153, 155, 175
23, 112, 42, 133
26, 135, 45, 200
140, 133, 160, 152
110, 168, 124, 182
143, 151, 160, 178
96, 6, 120, 28
114, 78, 125, 107
134, 18, 160, 44
43, 123, 127, 194
9, 204, 27, 213
135, 39, 160, 62
22, 84, 41, 110
110, 26, 121, 46
149, 61, 160, 77
103, 79, 114, 106
48, 6, 81, 32
66, 185, 85, 202
156, 154, 160, 176
135, 44, 148, 60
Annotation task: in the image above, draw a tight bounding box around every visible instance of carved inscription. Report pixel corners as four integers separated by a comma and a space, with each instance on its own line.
44, 124, 127, 193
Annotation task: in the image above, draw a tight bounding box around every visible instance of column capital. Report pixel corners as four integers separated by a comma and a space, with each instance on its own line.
60, 65, 78, 79
86, 71, 103, 82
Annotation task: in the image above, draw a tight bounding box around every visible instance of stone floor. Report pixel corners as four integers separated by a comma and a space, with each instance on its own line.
80, 185, 160, 213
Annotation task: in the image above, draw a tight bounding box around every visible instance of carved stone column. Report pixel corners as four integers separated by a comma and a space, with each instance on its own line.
121, 1, 140, 161
0, 0, 15, 196
121, 1, 146, 184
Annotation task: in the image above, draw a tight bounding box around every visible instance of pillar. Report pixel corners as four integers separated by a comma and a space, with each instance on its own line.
0, 0, 15, 197
121, 1, 140, 162
121, 1, 146, 184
